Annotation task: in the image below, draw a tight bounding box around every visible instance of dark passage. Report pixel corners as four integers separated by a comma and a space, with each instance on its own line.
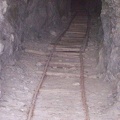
71, 0, 102, 16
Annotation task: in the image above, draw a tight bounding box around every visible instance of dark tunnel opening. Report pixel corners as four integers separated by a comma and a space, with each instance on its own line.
71, 0, 102, 16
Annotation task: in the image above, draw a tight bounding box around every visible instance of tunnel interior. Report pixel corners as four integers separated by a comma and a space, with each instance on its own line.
0, 0, 120, 119
71, 0, 102, 16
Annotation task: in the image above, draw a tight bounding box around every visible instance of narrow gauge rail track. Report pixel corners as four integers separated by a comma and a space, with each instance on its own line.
26, 9, 90, 120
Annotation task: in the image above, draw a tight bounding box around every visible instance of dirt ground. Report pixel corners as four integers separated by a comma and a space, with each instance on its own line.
0, 17, 119, 120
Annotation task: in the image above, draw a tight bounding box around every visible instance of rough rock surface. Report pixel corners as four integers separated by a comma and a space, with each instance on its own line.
0, 0, 71, 71
0, 0, 71, 94
98, 0, 120, 118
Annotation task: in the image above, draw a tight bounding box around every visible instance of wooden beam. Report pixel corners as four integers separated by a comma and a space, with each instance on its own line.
36, 71, 80, 77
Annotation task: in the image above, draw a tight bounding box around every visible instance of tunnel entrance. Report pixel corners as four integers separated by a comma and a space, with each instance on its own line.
0, 0, 120, 120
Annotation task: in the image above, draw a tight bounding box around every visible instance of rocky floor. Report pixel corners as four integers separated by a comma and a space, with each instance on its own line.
84, 41, 116, 120
0, 17, 119, 120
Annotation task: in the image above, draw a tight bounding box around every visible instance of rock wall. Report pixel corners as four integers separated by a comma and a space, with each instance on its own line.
0, 0, 21, 68
98, 0, 120, 117
23, 0, 71, 41
100, 0, 120, 90
0, 0, 71, 73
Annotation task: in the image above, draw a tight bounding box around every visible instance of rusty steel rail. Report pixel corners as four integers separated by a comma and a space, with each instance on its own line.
79, 11, 91, 120
79, 52, 90, 120
26, 14, 76, 120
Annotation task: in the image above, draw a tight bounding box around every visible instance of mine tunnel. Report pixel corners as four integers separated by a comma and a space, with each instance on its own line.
0, 0, 120, 120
